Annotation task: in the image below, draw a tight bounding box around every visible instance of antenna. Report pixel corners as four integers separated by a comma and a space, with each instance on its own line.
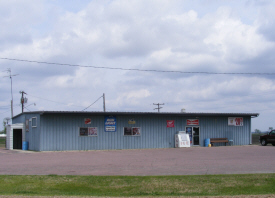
3, 68, 19, 118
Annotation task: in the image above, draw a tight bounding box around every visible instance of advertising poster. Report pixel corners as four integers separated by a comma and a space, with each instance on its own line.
124, 127, 132, 135
132, 127, 141, 135
79, 127, 88, 136
186, 127, 193, 144
105, 116, 116, 132
88, 127, 98, 136
228, 117, 243, 126
166, 120, 175, 128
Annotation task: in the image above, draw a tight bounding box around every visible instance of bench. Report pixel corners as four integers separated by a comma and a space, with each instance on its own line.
210, 138, 229, 146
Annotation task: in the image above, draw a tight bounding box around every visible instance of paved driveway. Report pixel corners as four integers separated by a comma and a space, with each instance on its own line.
0, 145, 274, 175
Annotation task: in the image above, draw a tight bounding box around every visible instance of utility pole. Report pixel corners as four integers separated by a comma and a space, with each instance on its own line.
20, 91, 27, 113
3, 68, 19, 118
103, 93, 106, 112
153, 103, 164, 113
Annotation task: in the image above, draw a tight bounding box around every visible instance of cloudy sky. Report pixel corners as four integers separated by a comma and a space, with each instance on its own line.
1, 0, 275, 132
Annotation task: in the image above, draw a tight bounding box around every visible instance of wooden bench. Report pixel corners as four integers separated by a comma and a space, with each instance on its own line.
210, 138, 229, 146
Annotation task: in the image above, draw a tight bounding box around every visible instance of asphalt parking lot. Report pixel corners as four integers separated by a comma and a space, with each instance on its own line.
0, 145, 274, 176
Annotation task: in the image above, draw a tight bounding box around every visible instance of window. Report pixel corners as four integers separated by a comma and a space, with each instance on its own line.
32, 117, 37, 127
79, 127, 98, 136
123, 127, 141, 136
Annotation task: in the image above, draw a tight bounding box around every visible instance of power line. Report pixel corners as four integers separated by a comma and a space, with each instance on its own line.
0, 104, 21, 115
82, 95, 103, 111
153, 103, 164, 112
27, 93, 85, 108
1, 57, 275, 75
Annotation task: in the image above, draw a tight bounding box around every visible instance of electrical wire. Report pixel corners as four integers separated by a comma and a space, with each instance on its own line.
1, 57, 275, 75
82, 96, 103, 111
27, 93, 85, 108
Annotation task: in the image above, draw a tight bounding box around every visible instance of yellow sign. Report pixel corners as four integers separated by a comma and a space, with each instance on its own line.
128, 119, 136, 124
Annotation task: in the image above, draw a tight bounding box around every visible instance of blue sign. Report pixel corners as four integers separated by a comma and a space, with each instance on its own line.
105, 116, 116, 132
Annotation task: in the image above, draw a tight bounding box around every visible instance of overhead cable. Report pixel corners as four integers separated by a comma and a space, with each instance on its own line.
82, 96, 103, 111
27, 93, 85, 108
1, 57, 275, 75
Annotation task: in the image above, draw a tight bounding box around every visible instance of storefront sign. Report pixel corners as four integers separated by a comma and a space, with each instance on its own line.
187, 119, 199, 125
84, 118, 91, 124
166, 120, 175, 128
105, 116, 116, 132
128, 119, 136, 124
228, 117, 243, 126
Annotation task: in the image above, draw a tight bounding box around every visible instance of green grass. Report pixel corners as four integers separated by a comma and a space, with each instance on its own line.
0, 137, 5, 148
0, 174, 274, 197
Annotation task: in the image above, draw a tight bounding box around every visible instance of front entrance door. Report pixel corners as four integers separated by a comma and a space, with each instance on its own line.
193, 127, 200, 146
13, 129, 22, 149
186, 126, 200, 146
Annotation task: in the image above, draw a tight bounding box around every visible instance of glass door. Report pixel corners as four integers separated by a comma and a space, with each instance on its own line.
193, 127, 200, 146
185, 126, 200, 146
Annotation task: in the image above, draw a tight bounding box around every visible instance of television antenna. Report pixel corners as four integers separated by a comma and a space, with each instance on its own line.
3, 68, 19, 118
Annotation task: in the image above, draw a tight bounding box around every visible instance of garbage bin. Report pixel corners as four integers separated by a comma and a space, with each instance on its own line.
22, 141, 29, 150
204, 138, 210, 147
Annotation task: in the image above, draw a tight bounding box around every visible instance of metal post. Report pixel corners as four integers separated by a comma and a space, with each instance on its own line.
103, 93, 106, 112
10, 73, 13, 117
3, 69, 18, 118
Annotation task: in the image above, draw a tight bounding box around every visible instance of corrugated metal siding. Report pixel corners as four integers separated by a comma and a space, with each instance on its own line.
14, 112, 253, 151
12, 113, 41, 151
199, 116, 251, 146
40, 114, 186, 151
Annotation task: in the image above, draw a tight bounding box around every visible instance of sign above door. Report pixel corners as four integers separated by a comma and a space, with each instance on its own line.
187, 119, 199, 125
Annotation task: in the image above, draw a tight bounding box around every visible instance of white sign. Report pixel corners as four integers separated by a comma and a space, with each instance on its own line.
228, 117, 243, 126
175, 132, 190, 148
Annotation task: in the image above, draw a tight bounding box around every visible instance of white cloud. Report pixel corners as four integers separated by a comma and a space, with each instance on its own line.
1, 0, 275, 131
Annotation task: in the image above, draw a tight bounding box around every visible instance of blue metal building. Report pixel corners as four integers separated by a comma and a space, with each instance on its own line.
7, 111, 259, 151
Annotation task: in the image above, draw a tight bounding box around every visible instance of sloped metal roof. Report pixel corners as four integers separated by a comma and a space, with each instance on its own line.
13, 111, 259, 118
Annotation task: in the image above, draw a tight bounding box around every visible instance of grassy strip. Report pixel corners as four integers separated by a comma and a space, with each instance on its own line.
0, 174, 274, 197
0, 138, 5, 148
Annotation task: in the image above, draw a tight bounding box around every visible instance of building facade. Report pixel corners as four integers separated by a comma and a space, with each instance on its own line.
7, 111, 259, 151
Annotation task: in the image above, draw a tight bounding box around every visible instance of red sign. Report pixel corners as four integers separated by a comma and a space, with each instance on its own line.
187, 119, 199, 125
228, 117, 243, 126
166, 120, 175, 128
84, 118, 91, 124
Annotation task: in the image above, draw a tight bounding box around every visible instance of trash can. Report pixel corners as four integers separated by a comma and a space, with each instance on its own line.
204, 138, 210, 147
22, 141, 29, 150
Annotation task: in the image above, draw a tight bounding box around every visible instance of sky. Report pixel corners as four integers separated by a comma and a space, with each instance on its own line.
1, 0, 275, 132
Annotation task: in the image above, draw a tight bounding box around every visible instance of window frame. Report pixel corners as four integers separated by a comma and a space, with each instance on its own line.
123, 127, 141, 136
31, 117, 37, 128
